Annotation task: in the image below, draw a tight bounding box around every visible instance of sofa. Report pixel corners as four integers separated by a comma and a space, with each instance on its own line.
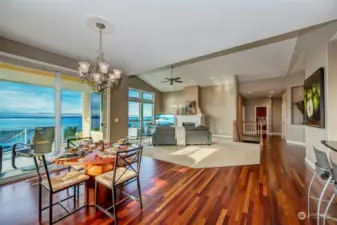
152, 125, 212, 146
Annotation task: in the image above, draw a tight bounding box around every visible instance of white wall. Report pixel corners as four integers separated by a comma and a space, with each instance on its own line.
285, 72, 306, 143
299, 21, 337, 165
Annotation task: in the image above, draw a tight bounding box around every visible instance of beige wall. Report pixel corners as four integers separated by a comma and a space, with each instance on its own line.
129, 76, 163, 114
237, 94, 243, 123
244, 97, 272, 131
271, 97, 282, 133
1, 37, 78, 70
184, 85, 201, 114
109, 76, 129, 141
161, 85, 201, 114
161, 82, 236, 136
327, 39, 337, 140
299, 21, 337, 165
285, 72, 306, 143
162, 90, 184, 114
291, 85, 304, 125
199, 83, 236, 136
244, 98, 271, 121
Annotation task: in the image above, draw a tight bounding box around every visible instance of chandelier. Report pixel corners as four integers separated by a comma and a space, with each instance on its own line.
78, 22, 121, 92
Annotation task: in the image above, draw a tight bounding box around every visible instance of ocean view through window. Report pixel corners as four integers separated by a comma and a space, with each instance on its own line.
128, 88, 154, 135
0, 81, 56, 152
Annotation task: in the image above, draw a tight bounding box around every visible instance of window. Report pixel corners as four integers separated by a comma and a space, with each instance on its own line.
0, 75, 56, 178
142, 103, 154, 127
128, 101, 140, 127
128, 89, 155, 131
0, 63, 100, 181
128, 89, 140, 99
291, 86, 304, 125
61, 89, 82, 142
91, 93, 101, 131
142, 92, 153, 101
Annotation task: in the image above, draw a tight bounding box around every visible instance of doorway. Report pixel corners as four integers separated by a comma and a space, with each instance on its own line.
255, 106, 268, 135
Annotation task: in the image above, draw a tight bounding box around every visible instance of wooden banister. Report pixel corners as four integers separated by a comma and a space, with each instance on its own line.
233, 120, 264, 146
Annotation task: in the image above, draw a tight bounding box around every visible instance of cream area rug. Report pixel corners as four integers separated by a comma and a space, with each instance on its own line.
143, 137, 261, 168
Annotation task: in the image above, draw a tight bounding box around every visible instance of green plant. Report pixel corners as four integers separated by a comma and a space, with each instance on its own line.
64, 126, 78, 139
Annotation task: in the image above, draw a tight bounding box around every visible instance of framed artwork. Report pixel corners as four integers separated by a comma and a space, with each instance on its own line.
185, 101, 197, 115
304, 67, 325, 128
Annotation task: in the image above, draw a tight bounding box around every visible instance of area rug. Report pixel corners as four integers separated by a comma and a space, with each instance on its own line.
143, 137, 261, 168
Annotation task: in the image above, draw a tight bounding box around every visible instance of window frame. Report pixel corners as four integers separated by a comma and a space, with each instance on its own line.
128, 88, 155, 128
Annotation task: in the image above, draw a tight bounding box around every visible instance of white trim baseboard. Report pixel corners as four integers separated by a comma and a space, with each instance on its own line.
212, 134, 232, 138
305, 157, 315, 170
286, 140, 306, 146
268, 132, 282, 136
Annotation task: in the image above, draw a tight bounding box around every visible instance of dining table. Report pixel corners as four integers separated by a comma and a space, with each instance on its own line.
53, 143, 140, 205
321, 140, 337, 152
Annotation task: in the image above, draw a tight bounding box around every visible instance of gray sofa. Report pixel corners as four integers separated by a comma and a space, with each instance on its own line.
152, 125, 212, 146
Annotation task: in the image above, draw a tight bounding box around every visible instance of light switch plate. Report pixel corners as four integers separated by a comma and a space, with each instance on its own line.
114, 118, 119, 122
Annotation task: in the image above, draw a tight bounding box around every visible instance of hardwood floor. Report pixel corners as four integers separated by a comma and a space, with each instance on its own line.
0, 136, 335, 225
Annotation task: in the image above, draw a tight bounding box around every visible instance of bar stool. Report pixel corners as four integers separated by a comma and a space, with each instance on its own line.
308, 146, 334, 225
323, 158, 337, 225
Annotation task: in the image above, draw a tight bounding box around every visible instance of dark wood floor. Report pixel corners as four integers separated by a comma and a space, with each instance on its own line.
0, 136, 335, 225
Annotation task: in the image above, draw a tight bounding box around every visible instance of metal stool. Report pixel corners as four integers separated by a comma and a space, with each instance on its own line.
308, 146, 335, 225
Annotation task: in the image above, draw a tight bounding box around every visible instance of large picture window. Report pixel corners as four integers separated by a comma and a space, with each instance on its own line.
128, 88, 155, 137
0, 63, 102, 181
91, 93, 101, 131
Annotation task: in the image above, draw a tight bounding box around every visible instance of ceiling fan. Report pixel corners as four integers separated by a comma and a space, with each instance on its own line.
161, 66, 183, 85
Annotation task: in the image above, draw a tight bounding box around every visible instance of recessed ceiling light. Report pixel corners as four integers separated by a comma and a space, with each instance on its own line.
210, 77, 215, 79
270, 90, 274, 94
248, 92, 252, 94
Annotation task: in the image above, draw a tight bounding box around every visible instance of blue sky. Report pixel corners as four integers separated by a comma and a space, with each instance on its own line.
0, 81, 83, 114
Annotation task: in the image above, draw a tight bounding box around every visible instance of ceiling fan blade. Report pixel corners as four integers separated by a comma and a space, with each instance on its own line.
173, 77, 181, 80
170, 81, 173, 85
161, 80, 170, 83
175, 80, 183, 83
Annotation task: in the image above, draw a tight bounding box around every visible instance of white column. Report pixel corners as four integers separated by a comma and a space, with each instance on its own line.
82, 92, 91, 137
103, 88, 111, 141
55, 72, 61, 153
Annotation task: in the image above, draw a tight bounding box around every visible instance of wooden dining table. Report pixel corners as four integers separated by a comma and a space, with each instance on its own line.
53, 143, 139, 205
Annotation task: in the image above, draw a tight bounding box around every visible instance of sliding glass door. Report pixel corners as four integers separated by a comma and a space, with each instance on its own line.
0, 63, 101, 181
0, 72, 56, 177
128, 88, 154, 138
129, 101, 141, 127
91, 93, 102, 131
60, 89, 83, 144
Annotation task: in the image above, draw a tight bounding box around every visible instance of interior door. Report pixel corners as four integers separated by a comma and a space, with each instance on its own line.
256, 106, 267, 134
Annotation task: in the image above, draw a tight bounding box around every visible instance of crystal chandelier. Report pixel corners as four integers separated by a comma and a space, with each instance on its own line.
78, 22, 121, 92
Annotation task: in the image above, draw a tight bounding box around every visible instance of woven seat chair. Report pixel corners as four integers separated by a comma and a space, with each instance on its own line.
95, 145, 143, 225
33, 153, 89, 225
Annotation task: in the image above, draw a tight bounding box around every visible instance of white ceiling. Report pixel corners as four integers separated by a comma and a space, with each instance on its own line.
288, 50, 305, 75
139, 38, 297, 92
1, 0, 336, 76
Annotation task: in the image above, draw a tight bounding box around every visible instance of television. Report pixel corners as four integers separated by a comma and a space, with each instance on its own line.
304, 67, 325, 128
155, 114, 175, 126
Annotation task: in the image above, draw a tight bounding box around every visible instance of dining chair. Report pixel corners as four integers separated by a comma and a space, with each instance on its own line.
12, 126, 55, 169
94, 145, 143, 225
308, 146, 334, 225
33, 153, 90, 225
323, 158, 337, 225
